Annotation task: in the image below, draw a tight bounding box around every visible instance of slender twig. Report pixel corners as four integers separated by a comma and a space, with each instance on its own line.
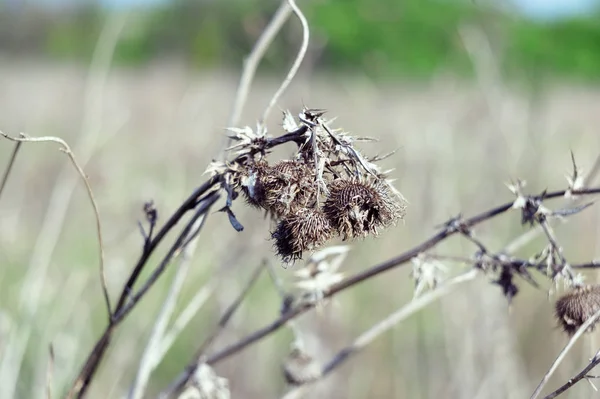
161, 262, 267, 398
0, 141, 21, 202
283, 269, 478, 394
542, 350, 600, 399
1, 132, 112, 318
128, 214, 208, 399
66, 193, 219, 399
157, 283, 215, 361
200, 187, 600, 367
260, 0, 310, 124
531, 307, 600, 399
219, 0, 294, 157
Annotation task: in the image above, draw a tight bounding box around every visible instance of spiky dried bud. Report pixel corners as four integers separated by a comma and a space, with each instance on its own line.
272, 209, 333, 262
282, 347, 320, 385
324, 178, 405, 240
555, 285, 600, 335
262, 160, 317, 217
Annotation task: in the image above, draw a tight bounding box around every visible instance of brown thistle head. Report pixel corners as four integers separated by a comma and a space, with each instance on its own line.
555, 285, 600, 335
323, 178, 405, 240
261, 160, 317, 218
272, 208, 333, 262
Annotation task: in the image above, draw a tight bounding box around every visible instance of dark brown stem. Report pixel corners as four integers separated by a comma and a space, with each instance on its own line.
201, 187, 600, 367
66, 190, 219, 399
543, 352, 600, 399
0, 141, 22, 202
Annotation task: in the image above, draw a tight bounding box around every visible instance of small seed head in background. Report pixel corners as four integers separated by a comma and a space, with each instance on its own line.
555, 284, 600, 335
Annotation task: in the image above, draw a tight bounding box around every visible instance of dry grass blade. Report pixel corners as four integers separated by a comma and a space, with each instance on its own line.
260, 0, 310, 124
0, 132, 111, 318
282, 269, 479, 396
128, 214, 208, 399
46, 344, 54, 399
0, 141, 21, 202
220, 0, 294, 156
530, 307, 600, 399
160, 262, 267, 398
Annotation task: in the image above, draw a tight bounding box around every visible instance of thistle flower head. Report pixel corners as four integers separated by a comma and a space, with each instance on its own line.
272, 208, 333, 263
262, 160, 317, 217
555, 285, 600, 335
323, 178, 405, 239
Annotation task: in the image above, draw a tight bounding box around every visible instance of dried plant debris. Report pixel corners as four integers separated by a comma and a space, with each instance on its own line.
282, 345, 321, 385
178, 364, 230, 399
555, 285, 600, 335
215, 107, 407, 263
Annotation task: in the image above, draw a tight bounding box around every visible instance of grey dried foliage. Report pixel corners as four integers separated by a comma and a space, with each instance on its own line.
555, 285, 600, 335
209, 108, 408, 263
178, 364, 230, 399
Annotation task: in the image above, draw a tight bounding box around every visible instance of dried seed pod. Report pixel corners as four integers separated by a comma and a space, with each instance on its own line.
262, 160, 317, 218
324, 178, 405, 240
555, 285, 600, 335
282, 347, 320, 385
272, 209, 333, 262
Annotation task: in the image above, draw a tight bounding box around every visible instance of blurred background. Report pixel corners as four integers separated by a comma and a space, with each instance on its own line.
2, 0, 600, 398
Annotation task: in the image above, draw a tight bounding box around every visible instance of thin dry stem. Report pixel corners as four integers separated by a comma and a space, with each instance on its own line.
46, 344, 54, 399
260, 0, 310, 124
219, 0, 294, 157
282, 269, 479, 395
543, 350, 600, 399
0, 141, 21, 202
531, 307, 600, 399
0, 132, 111, 318
195, 187, 600, 368
0, 14, 126, 399
160, 262, 266, 398
128, 214, 207, 399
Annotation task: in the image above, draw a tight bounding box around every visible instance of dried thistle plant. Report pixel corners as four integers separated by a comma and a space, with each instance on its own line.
218, 108, 407, 264
555, 285, 600, 335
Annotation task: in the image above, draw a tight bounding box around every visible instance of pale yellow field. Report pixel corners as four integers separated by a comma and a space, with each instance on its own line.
1, 60, 600, 399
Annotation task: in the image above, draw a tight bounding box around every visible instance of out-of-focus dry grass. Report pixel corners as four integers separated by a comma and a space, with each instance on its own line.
1, 60, 600, 398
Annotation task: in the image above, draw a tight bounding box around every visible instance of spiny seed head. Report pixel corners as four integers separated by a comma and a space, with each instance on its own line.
272, 209, 333, 263
555, 285, 600, 335
262, 160, 317, 218
323, 178, 405, 240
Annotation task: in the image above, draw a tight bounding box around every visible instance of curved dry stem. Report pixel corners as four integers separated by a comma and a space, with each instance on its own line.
0, 132, 111, 318
531, 307, 600, 399
260, 0, 310, 124
219, 0, 294, 157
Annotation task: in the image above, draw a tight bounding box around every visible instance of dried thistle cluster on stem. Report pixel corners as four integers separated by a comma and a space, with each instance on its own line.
206, 108, 407, 263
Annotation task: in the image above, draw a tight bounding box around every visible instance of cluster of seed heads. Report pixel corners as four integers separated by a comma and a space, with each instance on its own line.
207, 108, 407, 263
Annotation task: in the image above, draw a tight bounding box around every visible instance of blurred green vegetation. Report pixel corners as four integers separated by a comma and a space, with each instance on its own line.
3, 0, 600, 80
